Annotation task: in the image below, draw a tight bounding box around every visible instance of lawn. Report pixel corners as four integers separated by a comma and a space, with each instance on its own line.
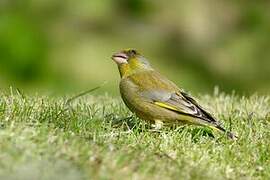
0, 89, 269, 180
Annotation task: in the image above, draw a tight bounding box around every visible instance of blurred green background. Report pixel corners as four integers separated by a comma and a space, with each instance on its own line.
0, 0, 269, 96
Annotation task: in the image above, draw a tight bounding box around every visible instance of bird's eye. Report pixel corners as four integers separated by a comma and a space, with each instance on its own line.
131, 50, 137, 55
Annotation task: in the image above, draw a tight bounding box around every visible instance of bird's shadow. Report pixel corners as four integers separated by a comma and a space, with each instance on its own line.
104, 113, 150, 132
105, 114, 216, 140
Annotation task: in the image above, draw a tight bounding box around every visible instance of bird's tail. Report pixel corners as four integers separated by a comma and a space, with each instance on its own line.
211, 124, 238, 140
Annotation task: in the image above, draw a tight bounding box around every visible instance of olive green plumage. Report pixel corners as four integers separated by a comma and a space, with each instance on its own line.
112, 49, 236, 139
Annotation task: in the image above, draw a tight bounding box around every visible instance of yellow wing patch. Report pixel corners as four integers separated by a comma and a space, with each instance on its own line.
154, 101, 204, 125
154, 101, 198, 124
154, 101, 179, 111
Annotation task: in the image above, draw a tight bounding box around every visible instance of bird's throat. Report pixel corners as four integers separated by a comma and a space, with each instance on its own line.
118, 64, 132, 78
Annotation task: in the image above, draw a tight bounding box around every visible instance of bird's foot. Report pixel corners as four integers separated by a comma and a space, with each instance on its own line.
149, 120, 164, 132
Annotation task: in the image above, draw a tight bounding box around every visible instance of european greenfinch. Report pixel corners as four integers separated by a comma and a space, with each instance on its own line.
112, 49, 236, 139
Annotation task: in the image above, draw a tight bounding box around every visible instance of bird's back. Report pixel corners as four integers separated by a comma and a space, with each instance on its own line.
122, 70, 179, 92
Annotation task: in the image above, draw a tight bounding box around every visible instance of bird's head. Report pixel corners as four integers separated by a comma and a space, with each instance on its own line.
112, 49, 152, 78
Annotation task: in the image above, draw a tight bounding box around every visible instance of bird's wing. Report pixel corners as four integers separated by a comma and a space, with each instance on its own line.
140, 90, 219, 125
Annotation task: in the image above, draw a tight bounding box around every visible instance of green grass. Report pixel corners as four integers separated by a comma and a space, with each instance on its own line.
0, 90, 269, 180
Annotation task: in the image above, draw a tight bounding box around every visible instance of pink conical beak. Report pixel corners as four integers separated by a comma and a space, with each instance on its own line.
111, 52, 128, 65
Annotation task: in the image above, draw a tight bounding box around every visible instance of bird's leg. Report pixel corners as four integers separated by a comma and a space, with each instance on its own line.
155, 120, 164, 129
150, 120, 164, 132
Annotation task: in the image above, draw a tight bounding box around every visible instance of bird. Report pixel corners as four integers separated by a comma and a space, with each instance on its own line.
111, 49, 237, 139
